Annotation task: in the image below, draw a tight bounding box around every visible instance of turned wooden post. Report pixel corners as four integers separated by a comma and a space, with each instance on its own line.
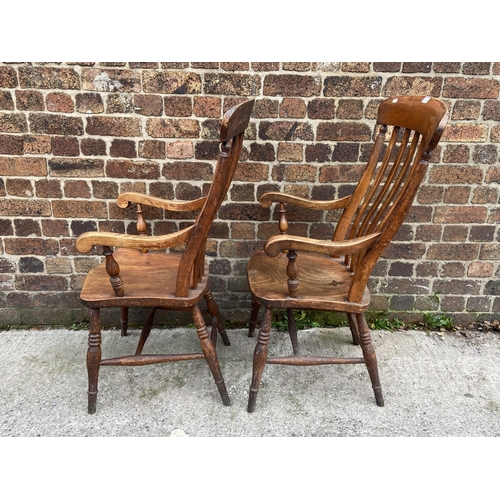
136, 202, 148, 254
286, 250, 299, 298
103, 246, 124, 297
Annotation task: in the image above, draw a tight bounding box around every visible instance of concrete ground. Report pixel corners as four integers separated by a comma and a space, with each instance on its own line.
1, 324, 500, 437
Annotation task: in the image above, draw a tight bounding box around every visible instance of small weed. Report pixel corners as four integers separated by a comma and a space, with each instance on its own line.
70, 321, 89, 331
370, 315, 405, 331
272, 310, 321, 332
421, 313, 455, 331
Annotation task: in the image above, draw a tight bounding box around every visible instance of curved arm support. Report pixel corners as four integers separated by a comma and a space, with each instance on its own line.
259, 192, 351, 211
116, 192, 207, 212
76, 225, 195, 253
264, 232, 381, 258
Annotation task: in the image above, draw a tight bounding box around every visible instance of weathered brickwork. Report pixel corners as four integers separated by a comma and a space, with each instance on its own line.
1, 62, 500, 327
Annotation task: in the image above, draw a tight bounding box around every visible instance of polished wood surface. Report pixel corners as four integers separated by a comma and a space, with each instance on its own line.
246, 95, 448, 412
76, 99, 254, 413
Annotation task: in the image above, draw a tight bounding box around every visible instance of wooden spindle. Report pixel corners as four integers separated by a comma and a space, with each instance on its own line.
286, 249, 299, 298
103, 246, 124, 297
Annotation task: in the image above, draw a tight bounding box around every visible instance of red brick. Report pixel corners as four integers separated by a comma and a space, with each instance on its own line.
52, 200, 108, 218
133, 94, 163, 116
373, 62, 401, 72
443, 144, 469, 163
0, 157, 47, 176
146, 118, 199, 138
23, 134, 51, 154
139, 140, 166, 159
253, 98, 279, 118
462, 63, 491, 75
324, 76, 382, 97
0, 90, 14, 110
317, 122, 371, 141
106, 93, 134, 113
452, 100, 481, 120
263, 74, 320, 97
162, 161, 212, 180
427, 244, 479, 260
472, 187, 498, 204
402, 62, 432, 73
259, 121, 313, 141
233, 163, 268, 182
282, 62, 311, 71
106, 160, 160, 179
81, 68, 141, 92
204, 73, 261, 96
472, 145, 497, 164
4, 237, 59, 255
110, 139, 137, 158
221, 62, 250, 71
19, 66, 80, 89
0, 134, 23, 154
443, 186, 470, 204
5, 178, 33, 197
0, 66, 18, 87
64, 180, 91, 198
49, 158, 104, 177
41, 220, 69, 237
51, 136, 79, 156
341, 62, 370, 73
76, 93, 104, 114
46, 92, 74, 112
429, 165, 483, 184
434, 206, 486, 224
35, 179, 62, 198
383, 76, 442, 96
16, 275, 68, 291
277, 143, 303, 162
15, 90, 44, 111
86, 116, 141, 136
81, 138, 106, 156
305, 144, 332, 162
143, 70, 202, 94
251, 63, 280, 71
0, 112, 28, 133
307, 99, 336, 119
336, 99, 363, 119
30, 113, 83, 135
443, 77, 499, 98
279, 98, 307, 118
163, 96, 192, 117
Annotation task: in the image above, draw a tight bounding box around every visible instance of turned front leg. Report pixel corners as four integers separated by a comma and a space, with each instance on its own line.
248, 304, 272, 412
357, 313, 384, 407
192, 305, 230, 406
87, 308, 102, 414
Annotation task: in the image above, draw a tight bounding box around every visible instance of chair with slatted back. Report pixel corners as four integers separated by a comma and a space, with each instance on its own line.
246, 95, 448, 412
76, 99, 254, 414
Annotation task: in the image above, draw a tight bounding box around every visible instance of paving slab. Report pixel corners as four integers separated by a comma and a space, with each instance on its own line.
1, 326, 499, 437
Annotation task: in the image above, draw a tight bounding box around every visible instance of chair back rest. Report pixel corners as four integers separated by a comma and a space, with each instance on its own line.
176, 99, 254, 297
332, 95, 448, 303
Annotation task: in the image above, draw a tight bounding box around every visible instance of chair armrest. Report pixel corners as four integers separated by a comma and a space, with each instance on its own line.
117, 192, 207, 212
264, 232, 380, 258
76, 225, 194, 253
259, 192, 351, 210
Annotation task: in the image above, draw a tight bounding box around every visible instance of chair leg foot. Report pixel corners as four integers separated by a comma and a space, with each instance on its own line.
120, 307, 129, 337
247, 388, 258, 413
247, 305, 272, 412
373, 385, 385, 407
88, 391, 97, 414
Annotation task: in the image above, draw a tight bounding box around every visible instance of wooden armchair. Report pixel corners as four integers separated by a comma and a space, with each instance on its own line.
76, 99, 254, 414
246, 96, 448, 412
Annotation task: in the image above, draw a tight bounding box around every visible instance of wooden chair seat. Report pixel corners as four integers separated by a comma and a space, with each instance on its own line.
80, 248, 208, 309
247, 250, 369, 313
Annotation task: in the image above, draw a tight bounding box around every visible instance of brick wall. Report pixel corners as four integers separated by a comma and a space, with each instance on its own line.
1, 62, 499, 327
